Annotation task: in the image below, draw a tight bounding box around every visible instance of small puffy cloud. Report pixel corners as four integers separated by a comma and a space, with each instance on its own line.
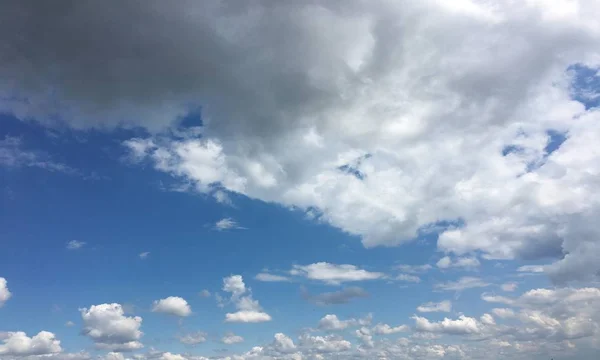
65, 321, 75, 327
199, 289, 211, 298
480, 313, 496, 326
372, 323, 409, 335
160, 353, 186, 360
302, 286, 368, 306
298, 334, 352, 353
214, 218, 245, 231
355, 327, 373, 348
99, 352, 129, 360
434, 277, 490, 291
225, 310, 272, 323
0, 277, 12, 307
0, 331, 62, 356
395, 274, 421, 283
318, 314, 356, 331
501, 282, 518, 292
491, 308, 516, 318
272, 333, 296, 353
152, 296, 192, 317
290, 263, 384, 285
80, 303, 143, 352
221, 332, 244, 344
255, 273, 291, 282
222, 275, 246, 298
437, 256, 480, 270
138, 252, 150, 259
179, 332, 206, 345
66, 240, 86, 250
413, 315, 482, 335
417, 300, 452, 313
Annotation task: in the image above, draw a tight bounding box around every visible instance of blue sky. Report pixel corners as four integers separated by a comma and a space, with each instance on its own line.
1, 1, 600, 360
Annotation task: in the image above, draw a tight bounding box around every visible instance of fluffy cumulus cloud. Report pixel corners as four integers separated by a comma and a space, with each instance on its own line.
436, 256, 480, 270
0, 331, 62, 356
152, 297, 192, 317
222, 275, 272, 323
178, 332, 206, 345
371, 323, 409, 335
318, 314, 355, 331
2, 0, 600, 284
290, 263, 384, 285
221, 332, 244, 344
79, 303, 143, 352
0, 277, 11, 307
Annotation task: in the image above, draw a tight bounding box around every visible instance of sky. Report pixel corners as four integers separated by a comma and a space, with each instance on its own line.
1, 1, 600, 359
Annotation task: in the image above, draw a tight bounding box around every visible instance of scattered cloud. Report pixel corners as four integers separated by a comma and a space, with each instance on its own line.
222, 275, 271, 323
0, 278, 11, 307
436, 256, 480, 270
290, 263, 384, 285
0, 331, 62, 356
214, 218, 245, 231
66, 240, 86, 250
435, 277, 490, 291
0, 136, 81, 176
221, 332, 244, 345
301, 286, 368, 306
255, 273, 291, 282
395, 274, 421, 283
178, 332, 207, 345
139, 252, 150, 259
417, 300, 452, 313
80, 303, 143, 351
394, 264, 433, 274
501, 282, 518, 292
152, 297, 192, 317
318, 314, 355, 331
517, 265, 545, 273
199, 290, 211, 298
65, 321, 75, 327
372, 323, 409, 335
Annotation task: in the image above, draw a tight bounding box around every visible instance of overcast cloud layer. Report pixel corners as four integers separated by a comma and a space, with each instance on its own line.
1, 0, 600, 359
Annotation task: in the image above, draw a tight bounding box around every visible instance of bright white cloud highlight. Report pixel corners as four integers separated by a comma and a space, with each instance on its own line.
152, 297, 192, 317
0, 331, 62, 356
80, 303, 143, 351
0, 278, 11, 307
417, 300, 452, 313
66, 240, 85, 250
290, 263, 384, 285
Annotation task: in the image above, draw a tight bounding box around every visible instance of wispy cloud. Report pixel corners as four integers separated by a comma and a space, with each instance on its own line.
214, 217, 246, 231
434, 277, 490, 291
139, 252, 150, 259
301, 286, 369, 306
66, 240, 86, 250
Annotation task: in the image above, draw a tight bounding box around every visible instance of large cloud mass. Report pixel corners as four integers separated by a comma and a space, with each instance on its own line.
2, 0, 600, 285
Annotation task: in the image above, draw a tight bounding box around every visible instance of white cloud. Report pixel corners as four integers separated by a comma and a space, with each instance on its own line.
435, 277, 490, 291
0, 277, 11, 307
417, 300, 452, 313
66, 240, 86, 250
298, 334, 352, 354
272, 333, 296, 353
501, 282, 518, 292
152, 297, 192, 317
255, 273, 291, 282
394, 264, 433, 274
372, 323, 409, 335
99, 352, 129, 360
517, 265, 545, 273
395, 274, 421, 283
65, 321, 75, 327
491, 308, 516, 319
160, 353, 186, 360
436, 256, 480, 270
301, 286, 368, 306
225, 310, 272, 323
179, 332, 206, 345
214, 218, 245, 231
80, 303, 143, 351
318, 314, 356, 331
413, 315, 482, 335
290, 263, 384, 285
199, 289, 211, 298
355, 327, 373, 348
0, 331, 62, 356
221, 332, 244, 344
222, 275, 272, 323
138, 252, 150, 259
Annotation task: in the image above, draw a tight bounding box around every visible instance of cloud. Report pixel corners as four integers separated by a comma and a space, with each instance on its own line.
65, 321, 75, 327
221, 332, 244, 344
214, 218, 245, 231
290, 263, 384, 285
138, 252, 150, 259
0, 136, 81, 176
371, 323, 409, 335
413, 315, 484, 335
434, 277, 490, 291
318, 314, 356, 331
301, 286, 368, 306
255, 273, 291, 282
501, 282, 518, 292
79, 303, 143, 352
178, 332, 207, 345
225, 310, 272, 323
395, 274, 421, 283
199, 289, 211, 298
272, 333, 296, 354
0, 331, 62, 356
222, 275, 272, 323
436, 256, 480, 270
417, 300, 452, 313
517, 265, 545, 273
394, 264, 433, 274
66, 240, 86, 250
152, 297, 192, 317
0, 277, 11, 307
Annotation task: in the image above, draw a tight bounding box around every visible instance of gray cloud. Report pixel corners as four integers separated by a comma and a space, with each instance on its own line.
301, 286, 368, 306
